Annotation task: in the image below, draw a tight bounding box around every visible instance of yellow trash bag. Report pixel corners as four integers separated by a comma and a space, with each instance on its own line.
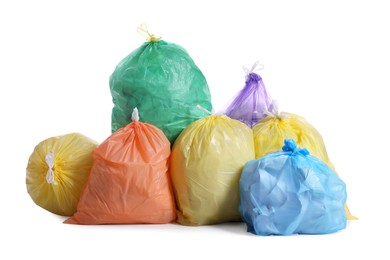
26, 133, 98, 216
171, 108, 255, 225
254, 111, 333, 168
253, 102, 356, 220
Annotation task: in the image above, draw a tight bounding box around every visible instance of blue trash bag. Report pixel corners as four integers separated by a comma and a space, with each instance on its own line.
239, 139, 347, 236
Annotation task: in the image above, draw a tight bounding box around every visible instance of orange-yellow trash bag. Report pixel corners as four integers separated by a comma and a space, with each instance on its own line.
65, 108, 176, 224
171, 108, 255, 226
26, 133, 98, 216
253, 101, 356, 220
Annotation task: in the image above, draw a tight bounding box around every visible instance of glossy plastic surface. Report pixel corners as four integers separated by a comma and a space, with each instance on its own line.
65, 117, 176, 224
239, 139, 347, 235
225, 72, 272, 127
253, 113, 356, 220
171, 115, 255, 225
26, 133, 98, 216
110, 40, 212, 144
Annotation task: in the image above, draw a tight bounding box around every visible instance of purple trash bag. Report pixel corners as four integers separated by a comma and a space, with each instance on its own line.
224, 62, 273, 127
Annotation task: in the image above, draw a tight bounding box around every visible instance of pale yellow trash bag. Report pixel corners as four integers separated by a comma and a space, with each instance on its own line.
253, 104, 356, 220
171, 112, 255, 225
26, 133, 98, 216
253, 112, 334, 169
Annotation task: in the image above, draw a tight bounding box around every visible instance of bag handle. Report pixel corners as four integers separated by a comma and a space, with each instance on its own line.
264, 100, 289, 119
137, 24, 161, 42
243, 61, 264, 79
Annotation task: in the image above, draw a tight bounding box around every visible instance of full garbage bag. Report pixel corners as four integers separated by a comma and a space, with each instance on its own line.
252, 101, 356, 220
224, 62, 273, 127
65, 108, 176, 224
171, 110, 255, 225
110, 25, 212, 144
239, 139, 347, 235
253, 101, 333, 167
26, 133, 98, 216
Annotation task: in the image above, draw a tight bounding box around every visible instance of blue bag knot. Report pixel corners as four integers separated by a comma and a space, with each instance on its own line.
282, 139, 310, 156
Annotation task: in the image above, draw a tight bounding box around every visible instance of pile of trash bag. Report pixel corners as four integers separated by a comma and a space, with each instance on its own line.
26, 25, 355, 235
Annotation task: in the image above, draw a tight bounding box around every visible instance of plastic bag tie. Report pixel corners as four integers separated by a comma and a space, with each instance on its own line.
137, 24, 161, 42
45, 151, 56, 184
132, 107, 140, 121
243, 61, 264, 79
282, 139, 310, 156
263, 100, 289, 119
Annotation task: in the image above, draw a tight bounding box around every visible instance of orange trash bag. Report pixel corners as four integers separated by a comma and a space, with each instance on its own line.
65, 108, 176, 224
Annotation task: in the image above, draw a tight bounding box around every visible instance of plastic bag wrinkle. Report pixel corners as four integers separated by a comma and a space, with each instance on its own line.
171, 115, 255, 225
66, 110, 176, 225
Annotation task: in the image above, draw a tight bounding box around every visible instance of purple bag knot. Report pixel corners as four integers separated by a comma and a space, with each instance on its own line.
246, 73, 262, 83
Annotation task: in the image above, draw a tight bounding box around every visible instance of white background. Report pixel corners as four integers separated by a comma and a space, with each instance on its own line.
1, 0, 389, 259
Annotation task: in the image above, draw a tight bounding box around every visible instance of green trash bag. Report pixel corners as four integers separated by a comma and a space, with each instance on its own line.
110, 25, 212, 144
